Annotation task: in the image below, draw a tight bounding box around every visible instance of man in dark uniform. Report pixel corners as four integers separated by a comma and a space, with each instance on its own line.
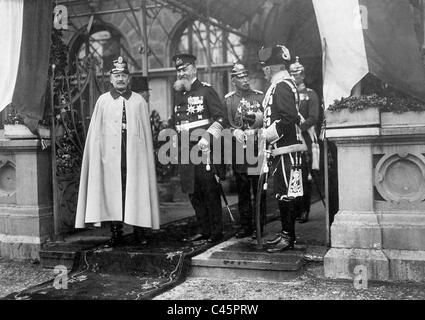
258, 45, 307, 252
171, 53, 228, 243
289, 57, 320, 224
224, 63, 265, 238
131, 76, 151, 103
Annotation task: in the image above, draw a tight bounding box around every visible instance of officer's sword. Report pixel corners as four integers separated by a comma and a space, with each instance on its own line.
255, 143, 273, 249
206, 151, 235, 222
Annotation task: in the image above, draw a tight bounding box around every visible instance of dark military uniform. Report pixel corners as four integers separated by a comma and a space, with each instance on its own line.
225, 89, 265, 234
296, 87, 320, 220
172, 78, 227, 239
262, 74, 306, 243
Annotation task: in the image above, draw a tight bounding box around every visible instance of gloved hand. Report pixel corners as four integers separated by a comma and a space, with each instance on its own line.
197, 137, 210, 153
243, 113, 256, 125
233, 128, 246, 144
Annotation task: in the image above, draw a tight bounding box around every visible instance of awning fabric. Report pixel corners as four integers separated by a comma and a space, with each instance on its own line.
162, 0, 267, 29
0, 0, 52, 131
262, 0, 425, 108
314, 0, 425, 108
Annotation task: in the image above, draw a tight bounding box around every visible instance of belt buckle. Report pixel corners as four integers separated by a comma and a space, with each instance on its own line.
181, 120, 189, 132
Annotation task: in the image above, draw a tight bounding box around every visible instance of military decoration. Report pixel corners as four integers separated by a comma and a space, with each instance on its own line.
287, 153, 304, 198
187, 96, 204, 116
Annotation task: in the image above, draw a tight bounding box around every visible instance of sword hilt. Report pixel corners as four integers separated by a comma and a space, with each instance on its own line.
206, 150, 211, 171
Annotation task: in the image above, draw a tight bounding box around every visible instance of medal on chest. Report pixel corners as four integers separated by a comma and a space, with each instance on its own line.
187, 96, 204, 119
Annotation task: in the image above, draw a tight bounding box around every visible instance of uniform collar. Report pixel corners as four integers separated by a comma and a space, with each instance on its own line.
297, 83, 307, 92
271, 70, 292, 84
190, 78, 201, 90
235, 88, 253, 97
110, 87, 132, 100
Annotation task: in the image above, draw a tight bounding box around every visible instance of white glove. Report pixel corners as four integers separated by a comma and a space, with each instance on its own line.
233, 128, 246, 144
197, 137, 210, 153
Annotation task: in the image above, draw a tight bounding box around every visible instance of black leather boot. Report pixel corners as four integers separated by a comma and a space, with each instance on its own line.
235, 228, 253, 239
265, 232, 283, 244
267, 231, 294, 253
133, 227, 148, 245
106, 224, 123, 248
298, 210, 309, 223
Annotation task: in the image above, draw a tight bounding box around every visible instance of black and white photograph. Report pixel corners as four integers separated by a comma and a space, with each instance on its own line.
0, 0, 425, 309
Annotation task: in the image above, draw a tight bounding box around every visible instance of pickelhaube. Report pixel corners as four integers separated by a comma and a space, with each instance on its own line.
258, 45, 291, 67
110, 56, 129, 74
289, 56, 304, 75
230, 63, 248, 78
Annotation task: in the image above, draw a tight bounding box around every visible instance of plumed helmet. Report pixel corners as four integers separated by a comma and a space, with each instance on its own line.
258, 45, 291, 67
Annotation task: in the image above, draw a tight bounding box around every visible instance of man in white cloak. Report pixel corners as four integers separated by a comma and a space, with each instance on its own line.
75, 57, 160, 247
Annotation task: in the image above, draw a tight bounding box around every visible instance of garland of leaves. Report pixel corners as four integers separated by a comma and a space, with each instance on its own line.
328, 74, 425, 113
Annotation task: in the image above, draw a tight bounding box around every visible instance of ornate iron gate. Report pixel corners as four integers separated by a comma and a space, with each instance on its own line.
50, 57, 108, 235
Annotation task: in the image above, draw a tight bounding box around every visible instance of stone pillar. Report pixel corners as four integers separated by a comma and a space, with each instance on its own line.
324, 111, 425, 282
0, 138, 53, 260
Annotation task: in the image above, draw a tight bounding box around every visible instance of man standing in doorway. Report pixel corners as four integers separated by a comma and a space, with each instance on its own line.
171, 53, 228, 243
259, 45, 307, 252
131, 76, 151, 103
224, 63, 265, 238
290, 57, 320, 224
75, 57, 160, 247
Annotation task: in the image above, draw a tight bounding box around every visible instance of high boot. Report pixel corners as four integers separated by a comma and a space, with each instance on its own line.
287, 200, 297, 242
106, 223, 123, 248
266, 200, 289, 245
133, 227, 148, 245
267, 231, 294, 252
298, 210, 309, 223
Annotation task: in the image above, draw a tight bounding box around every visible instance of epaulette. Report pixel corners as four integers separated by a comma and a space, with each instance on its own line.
224, 91, 235, 99
252, 89, 263, 95
201, 82, 211, 87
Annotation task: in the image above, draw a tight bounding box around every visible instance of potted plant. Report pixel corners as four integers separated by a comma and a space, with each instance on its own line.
326, 74, 425, 129
150, 110, 178, 202
3, 105, 50, 139
325, 94, 382, 128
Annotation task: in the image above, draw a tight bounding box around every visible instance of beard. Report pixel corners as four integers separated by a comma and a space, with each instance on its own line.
173, 78, 192, 92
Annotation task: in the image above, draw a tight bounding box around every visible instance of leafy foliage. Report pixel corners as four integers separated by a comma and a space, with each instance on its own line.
150, 110, 177, 182
328, 74, 425, 113
3, 106, 25, 125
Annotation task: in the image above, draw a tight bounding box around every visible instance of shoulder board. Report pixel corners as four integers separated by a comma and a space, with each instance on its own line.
225, 91, 235, 99
201, 82, 211, 87
252, 89, 263, 95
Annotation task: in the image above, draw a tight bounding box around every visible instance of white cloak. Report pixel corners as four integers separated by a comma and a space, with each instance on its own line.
75, 91, 160, 229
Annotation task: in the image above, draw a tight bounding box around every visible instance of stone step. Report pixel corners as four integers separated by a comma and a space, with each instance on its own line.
189, 238, 307, 282
39, 237, 110, 270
